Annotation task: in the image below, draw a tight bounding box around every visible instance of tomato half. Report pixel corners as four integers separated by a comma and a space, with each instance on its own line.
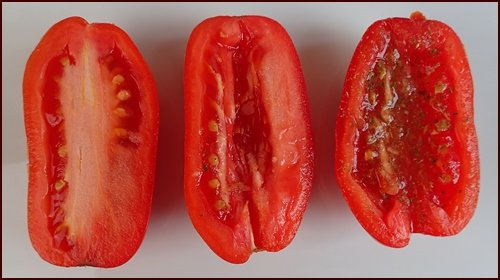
184, 16, 314, 263
23, 17, 159, 267
335, 12, 479, 247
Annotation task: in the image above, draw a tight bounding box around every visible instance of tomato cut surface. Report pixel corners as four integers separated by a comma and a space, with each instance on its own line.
24, 17, 159, 267
335, 12, 479, 247
184, 16, 314, 263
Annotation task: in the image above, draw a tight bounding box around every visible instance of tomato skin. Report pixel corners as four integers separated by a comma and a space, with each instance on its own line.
335, 12, 479, 247
24, 17, 159, 267
184, 16, 314, 263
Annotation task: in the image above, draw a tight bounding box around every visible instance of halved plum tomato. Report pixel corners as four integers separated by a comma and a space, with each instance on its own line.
184, 16, 314, 263
23, 17, 159, 267
335, 12, 479, 247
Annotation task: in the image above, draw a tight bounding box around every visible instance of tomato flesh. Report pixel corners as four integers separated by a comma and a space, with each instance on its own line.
335, 12, 479, 247
25, 17, 158, 267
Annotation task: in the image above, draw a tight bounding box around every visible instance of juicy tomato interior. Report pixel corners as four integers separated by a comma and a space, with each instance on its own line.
353, 31, 462, 214
199, 22, 271, 228
345, 13, 477, 238
185, 16, 313, 263
42, 45, 143, 251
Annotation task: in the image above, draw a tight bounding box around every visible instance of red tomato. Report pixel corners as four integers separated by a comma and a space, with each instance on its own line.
335, 12, 479, 247
184, 16, 314, 263
23, 17, 159, 267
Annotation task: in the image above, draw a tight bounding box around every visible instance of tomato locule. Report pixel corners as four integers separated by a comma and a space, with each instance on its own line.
184, 16, 314, 263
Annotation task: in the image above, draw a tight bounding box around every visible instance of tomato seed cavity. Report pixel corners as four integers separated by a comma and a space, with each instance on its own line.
353, 35, 461, 211
200, 23, 272, 224
42, 48, 74, 251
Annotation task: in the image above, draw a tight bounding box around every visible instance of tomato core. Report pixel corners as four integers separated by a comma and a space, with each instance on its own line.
41, 44, 143, 251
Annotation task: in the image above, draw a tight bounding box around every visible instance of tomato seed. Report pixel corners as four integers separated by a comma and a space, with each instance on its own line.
116, 89, 131, 101
434, 81, 447, 93
114, 128, 129, 138
208, 120, 218, 132
54, 224, 67, 235
208, 178, 220, 189
214, 199, 227, 211
364, 149, 379, 160
113, 107, 128, 118
57, 145, 67, 157
219, 31, 228, 38
54, 179, 67, 191
60, 56, 70, 66
439, 174, 452, 184
435, 119, 450, 132
112, 74, 125, 85
208, 154, 219, 166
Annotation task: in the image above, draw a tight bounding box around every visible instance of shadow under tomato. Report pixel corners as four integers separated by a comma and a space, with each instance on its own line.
296, 27, 359, 234
137, 38, 188, 225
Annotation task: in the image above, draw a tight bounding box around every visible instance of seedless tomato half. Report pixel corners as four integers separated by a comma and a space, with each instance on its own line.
24, 17, 159, 267
184, 16, 314, 263
335, 12, 479, 247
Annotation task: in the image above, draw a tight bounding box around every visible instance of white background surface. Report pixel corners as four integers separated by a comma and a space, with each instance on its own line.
2, 2, 498, 277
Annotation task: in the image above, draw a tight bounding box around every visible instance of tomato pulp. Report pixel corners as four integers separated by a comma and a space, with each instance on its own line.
24, 17, 159, 267
184, 16, 314, 263
335, 12, 479, 247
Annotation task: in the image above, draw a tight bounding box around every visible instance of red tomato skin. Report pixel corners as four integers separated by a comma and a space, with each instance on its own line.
24, 17, 159, 267
184, 16, 314, 263
335, 13, 479, 247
